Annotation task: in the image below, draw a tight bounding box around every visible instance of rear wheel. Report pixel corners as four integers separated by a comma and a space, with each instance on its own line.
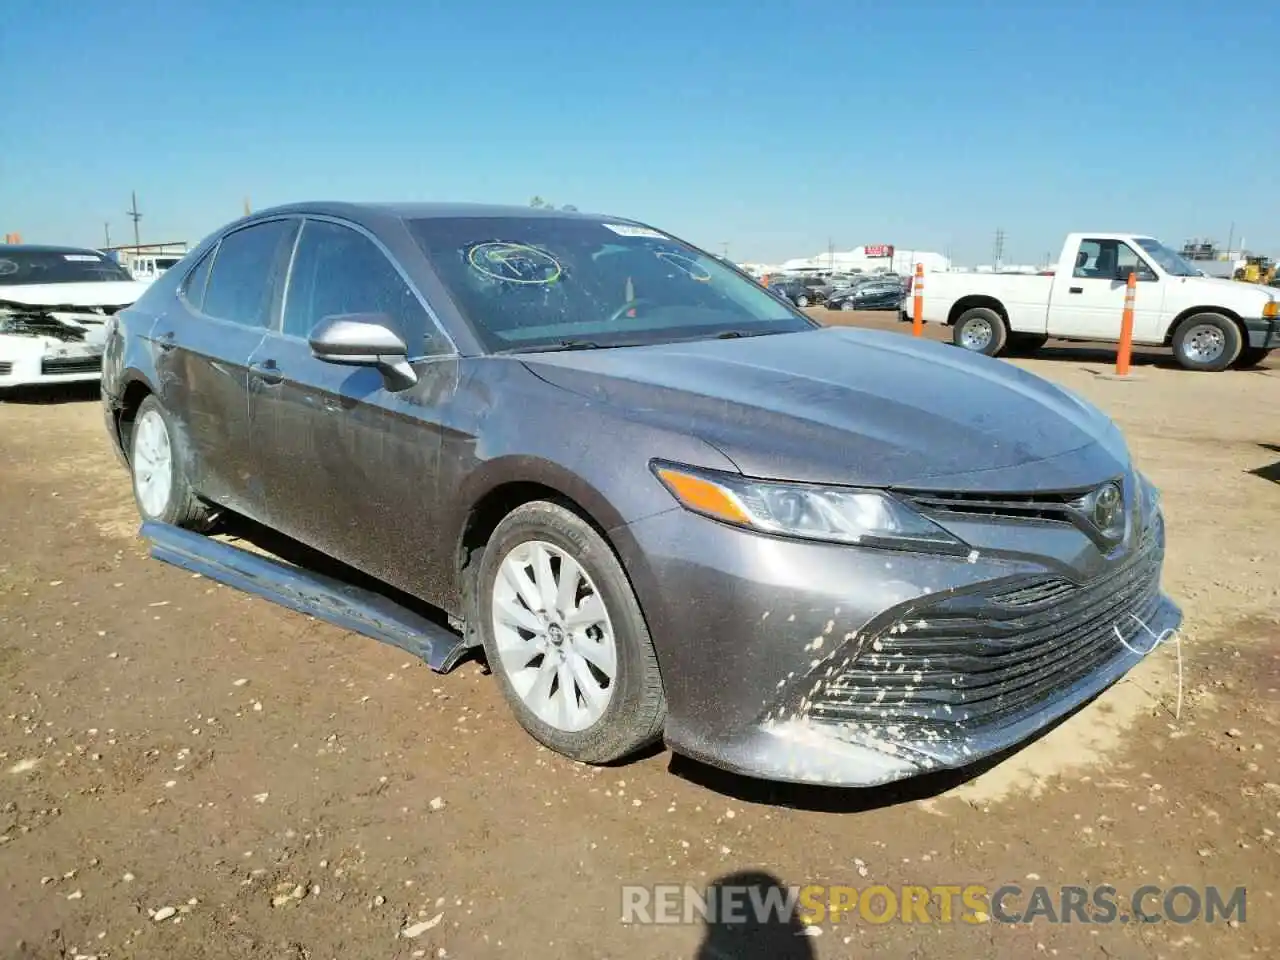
476, 500, 666, 763
840, 300, 856, 312
796, 295, 810, 308
1236, 346, 1273, 369
952, 307, 1008, 357
128, 395, 211, 529
1171, 313, 1241, 372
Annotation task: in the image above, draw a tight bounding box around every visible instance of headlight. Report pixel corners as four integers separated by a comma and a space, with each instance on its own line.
651, 461, 967, 553
1263, 301, 1278, 319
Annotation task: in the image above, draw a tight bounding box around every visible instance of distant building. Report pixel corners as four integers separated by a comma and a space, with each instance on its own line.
742, 244, 950, 278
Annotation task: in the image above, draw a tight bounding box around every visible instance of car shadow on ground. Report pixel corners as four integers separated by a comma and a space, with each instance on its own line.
0, 382, 101, 405
1250, 443, 1280, 485
691, 870, 817, 960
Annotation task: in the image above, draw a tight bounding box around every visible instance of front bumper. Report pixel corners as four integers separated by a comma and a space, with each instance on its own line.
1243, 316, 1280, 350
0, 343, 103, 388
613, 500, 1179, 788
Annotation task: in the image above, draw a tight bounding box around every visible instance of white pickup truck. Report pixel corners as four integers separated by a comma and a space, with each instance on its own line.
920, 233, 1280, 371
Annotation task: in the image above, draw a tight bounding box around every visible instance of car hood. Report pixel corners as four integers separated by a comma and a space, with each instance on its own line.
519, 326, 1130, 489
1182, 274, 1278, 303
0, 280, 151, 309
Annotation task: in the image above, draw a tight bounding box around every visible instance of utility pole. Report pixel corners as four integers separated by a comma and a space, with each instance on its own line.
1226, 222, 1235, 260
127, 191, 142, 254
104, 222, 112, 248
993, 228, 1006, 271
721, 241, 729, 260
244, 196, 252, 216
828, 237, 835, 273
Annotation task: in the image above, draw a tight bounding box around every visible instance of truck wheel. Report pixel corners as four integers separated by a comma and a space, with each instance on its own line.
1172, 313, 1242, 372
953, 307, 1008, 357
1236, 347, 1272, 369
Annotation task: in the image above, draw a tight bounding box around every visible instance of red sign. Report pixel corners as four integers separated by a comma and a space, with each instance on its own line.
864, 244, 894, 258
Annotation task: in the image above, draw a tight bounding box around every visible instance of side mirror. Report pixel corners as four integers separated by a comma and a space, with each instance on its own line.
1117, 264, 1156, 283
308, 313, 418, 391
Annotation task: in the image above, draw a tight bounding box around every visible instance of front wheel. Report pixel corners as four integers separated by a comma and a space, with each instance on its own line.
796, 295, 810, 308
1171, 313, 1242, 372
952, 307, 1008, 357
477, 501, 666, 764
840, 300, 856, 312
128, 395, 211, 528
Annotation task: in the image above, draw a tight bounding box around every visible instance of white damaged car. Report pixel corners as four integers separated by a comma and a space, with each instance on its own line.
0, 244, 154, 390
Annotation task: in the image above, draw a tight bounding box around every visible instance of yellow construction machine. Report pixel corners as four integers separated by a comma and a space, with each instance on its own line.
1233, 255, 1278, 284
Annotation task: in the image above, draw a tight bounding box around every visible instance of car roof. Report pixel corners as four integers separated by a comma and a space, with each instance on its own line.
244, 201, 615, 223
0, 243, 107, 255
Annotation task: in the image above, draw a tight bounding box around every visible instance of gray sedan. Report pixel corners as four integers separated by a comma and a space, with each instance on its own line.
101, 202, 1179, 787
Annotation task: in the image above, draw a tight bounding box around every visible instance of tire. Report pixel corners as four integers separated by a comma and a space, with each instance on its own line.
840, 300, 856, 312
952, 307, 1008, 357
1171, 313, 1242, 372
476, 500, 666, 764
796, 295, 809, 308
128, 395, 211, 529
1236, 346, 1272, 369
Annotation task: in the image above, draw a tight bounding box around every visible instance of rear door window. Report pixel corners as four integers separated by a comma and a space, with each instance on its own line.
202, 220, 298, 327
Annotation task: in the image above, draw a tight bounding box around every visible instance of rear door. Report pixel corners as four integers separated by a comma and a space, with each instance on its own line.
247, 216, 459, 603
1047, 238, 1161, 342
155, 218, 299, 521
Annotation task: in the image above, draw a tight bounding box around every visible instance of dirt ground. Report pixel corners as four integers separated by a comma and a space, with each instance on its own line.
2, 314, 1278, 960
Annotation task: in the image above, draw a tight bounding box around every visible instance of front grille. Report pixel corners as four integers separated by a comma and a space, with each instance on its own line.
899, 487, 1088, 523
40, 355, 101, 375
807, 523, 1163, 739
0, 361, 11, 375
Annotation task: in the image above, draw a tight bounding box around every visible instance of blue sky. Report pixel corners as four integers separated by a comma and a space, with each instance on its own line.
2, 0, 1276, 265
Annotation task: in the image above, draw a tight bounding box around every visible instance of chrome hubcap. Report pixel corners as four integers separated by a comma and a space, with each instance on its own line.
491, 540, 617, 732
960, 318, 993, 350
131, 409, 173, 518
1184, 324, 1225, 363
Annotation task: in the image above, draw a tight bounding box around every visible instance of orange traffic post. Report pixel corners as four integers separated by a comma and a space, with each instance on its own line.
1116, 271, 1137, 376
912, 262, 924, 337
1100, 271, 1143, 381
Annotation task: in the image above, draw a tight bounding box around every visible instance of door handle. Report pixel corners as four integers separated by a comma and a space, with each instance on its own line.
249, 359, 284, 385
153, 330, 177, 351
1068, 286, 1083, 294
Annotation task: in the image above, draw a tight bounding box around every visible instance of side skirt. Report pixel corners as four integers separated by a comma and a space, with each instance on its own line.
140, 520, 470, 673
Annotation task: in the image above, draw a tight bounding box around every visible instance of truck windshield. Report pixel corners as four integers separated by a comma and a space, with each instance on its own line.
408, 216, 813, 353
1135, 238, 1201, 278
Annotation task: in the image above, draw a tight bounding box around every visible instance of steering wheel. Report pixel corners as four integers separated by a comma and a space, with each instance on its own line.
605, 298, 655, 324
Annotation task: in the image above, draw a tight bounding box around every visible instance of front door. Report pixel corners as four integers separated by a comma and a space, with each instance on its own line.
248, 217, 460, 606
155, 218, 298, 521
1047, 238, 1163, 343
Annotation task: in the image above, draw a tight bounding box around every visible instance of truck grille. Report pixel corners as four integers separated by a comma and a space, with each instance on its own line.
40, 355, 101, 375
807, 521, 1163, 739
0, 361, 11, 375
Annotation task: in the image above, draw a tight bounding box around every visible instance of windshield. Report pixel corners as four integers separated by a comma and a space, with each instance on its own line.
0, 249, 133, 285
1135, 238, 1201, 277
407, 217, 813, 352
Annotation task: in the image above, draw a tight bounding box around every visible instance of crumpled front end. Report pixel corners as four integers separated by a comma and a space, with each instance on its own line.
612, 475, 1180, 788
0, 309, 110, 387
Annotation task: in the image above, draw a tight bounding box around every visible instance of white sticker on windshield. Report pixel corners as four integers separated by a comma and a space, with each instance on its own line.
63, 254, 102, 262
600, 223, 669, 239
